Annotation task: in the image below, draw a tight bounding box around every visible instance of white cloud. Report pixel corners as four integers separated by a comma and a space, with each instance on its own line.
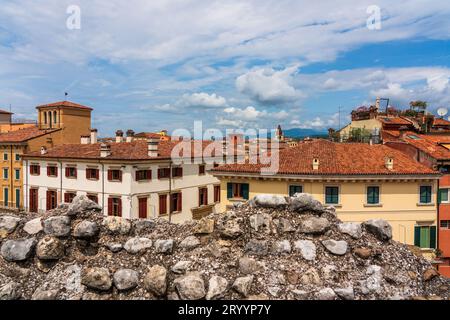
290, 113, 342, 129
236, 65, 303, 104
180, 92, 227, 108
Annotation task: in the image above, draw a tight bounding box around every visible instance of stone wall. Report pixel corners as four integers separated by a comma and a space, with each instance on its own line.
0, 194, 448, 300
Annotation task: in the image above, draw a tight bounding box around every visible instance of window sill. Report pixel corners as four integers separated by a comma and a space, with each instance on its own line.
416, 203, 435, 207
325, 203, 342, 208
108, 180, 122, 183
136, 179, 151, 183
364, 203, 383, 207
87, 178, 99, 181
228, 198, 246, 202
65, 176, 77, 179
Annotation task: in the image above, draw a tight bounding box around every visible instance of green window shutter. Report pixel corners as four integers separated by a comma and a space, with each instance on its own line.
414, 226, 421, 247
430, 226, 437, 249
242, 183, 249, 200
227, 183, 233, 199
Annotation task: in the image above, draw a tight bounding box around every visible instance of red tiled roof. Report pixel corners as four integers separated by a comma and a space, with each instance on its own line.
212, 140, 438, 176
23, 140, 222, 160
0, 109, 12, 114
378, 117, 413, 126
433, 118, 450, 127
0, 126, 59, 143
400, 132, 450, 160
36, 101, 92, 111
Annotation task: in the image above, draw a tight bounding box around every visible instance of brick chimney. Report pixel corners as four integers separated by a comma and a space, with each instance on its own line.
90, 129, 98, 144
148, 138, 159, 157
115, 130, 124, 143
312, 158, 319, 170
100, 143, 111, 158
385, 157, 394, 170
126, 129, 135, 143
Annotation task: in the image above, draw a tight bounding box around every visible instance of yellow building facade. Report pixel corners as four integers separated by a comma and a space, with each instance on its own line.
0, 101, 92, 210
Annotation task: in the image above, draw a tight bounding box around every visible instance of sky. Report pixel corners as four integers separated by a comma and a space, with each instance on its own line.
0, 0, 450, 136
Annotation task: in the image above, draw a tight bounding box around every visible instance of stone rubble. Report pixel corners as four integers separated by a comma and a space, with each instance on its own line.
0, 194, 448, 300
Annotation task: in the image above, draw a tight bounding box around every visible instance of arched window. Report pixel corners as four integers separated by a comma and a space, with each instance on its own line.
53, 111, 57, 124
43, 112, 47, 124
48, 111, 52, 128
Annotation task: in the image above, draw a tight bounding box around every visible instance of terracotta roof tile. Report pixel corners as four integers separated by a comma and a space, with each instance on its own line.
36, 100, 92, 111
23, 140, 222, 160
212, 140, 438, 176
400, 132, 450, 160
378, 117, 413, 125
0, 126, 59, 143
0, 109, 13, 114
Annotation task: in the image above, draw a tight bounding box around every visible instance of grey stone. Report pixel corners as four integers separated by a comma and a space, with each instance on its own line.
36, 235, 64, 260
316, 288, 336, 300
219, 219, 242, 239
31, 288, 59, 300
322, 240, 348, 256
113, 269, 139, 291
0, 282, 21, 300
106, 243, 123, 253
273, 240, 291, 254
206, 275, 228, 300
249, 194, 288, 208
179, 236, 200, 249
338, 222, 362, 239
298, 217, 330, 234
81, 267, 112, 291
249, 213, 272, 233
289, 193, 324, 212
244, 239, 268, 256
294, 240, 316, 261
174, 272, 206, 300
0, 216, 21, 234
232, 275, 253, 297
238, 257, 260, 275
292, 289, 309, 300
154, 239, 174, 254
133, 219, 156, 235
43, 216, 71, 237
1, 237, 36, 261
334, 286, 355, 300
171, 261, 191, 274
273, 218, 295, 233
23, 218, 43, 235
103, 216, 131, 235
364, 219, 392, 241
73, 221, 99, 239
360, 265, 383, 294
66, 195, 102, 216
124, 237, 153, 254
144, 265, 167, 296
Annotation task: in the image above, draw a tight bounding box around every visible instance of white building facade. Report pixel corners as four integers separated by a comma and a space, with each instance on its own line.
22, 138, 222, 223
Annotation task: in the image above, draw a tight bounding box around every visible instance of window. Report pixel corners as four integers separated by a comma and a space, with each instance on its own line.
46, 190, 57, 210
289, 185, 303, 197
15, 169, 20, 180
87, 194, 98, 204
44, 112, 47, 124
108, 169, 122, 182
414, 225, 436, 249
440, 220, 450, 229
325, 186, 339, 204
159, 194, 167, 215
3, 168, 8, 179
65, 167, 77, 178
15, 154, 20, 161
171, 192, 182, 212
226, 183, 249, 200
199, 187, 208, 206
64, 192, 76, 203
108, 197, 122, 217
158, 168, 170, 179
136, 170, 151, 181
214, 185, 220, 203
53, 111, 57, 124
367, 186, 380, 204
172, 167, 183, 178
439, 188, 449, 203
3, 153, 7, 161
15, 189, 20, 209
30, 164, 40, 175
3, 188, 8, 207
86, 168, 99, 180
419, 186, 432, 204
47, 166, 58, 177
199, 165, 206, 175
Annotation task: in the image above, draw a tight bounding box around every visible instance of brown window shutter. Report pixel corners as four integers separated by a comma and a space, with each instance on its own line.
55, 167, 58, 177
74, 168, 77, 178
178, 192, 182, 211
107, 170, 112, 181
96, 169, 99, 180
159, 195, 167, 215
147, 170, 151, 180
65, 167, 69, 177
64, 193, 69, 203
119, 170, 122, 182
37, 165, 40, 175
180, 167, 183, 177
107, 197, 113, 215
157, 169, 161, 179
135, 171, 139, 181
47, 166, 50, 176
86, 169, 89, 179
46, 191, 50, 210
198, 190, 202, 206
118, 198, 122, 217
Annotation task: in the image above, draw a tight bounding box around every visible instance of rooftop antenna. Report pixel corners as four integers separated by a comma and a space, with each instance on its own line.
437, 107, 448, 118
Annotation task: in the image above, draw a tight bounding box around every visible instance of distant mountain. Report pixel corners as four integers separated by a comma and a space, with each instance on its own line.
283, 128, 328, 139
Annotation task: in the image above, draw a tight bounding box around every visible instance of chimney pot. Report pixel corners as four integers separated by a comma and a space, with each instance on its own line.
100, 143, 111, 158
90, 129, 98, 144
385, 157, 394, 170
148, 138, 159, 157
115, 130, 124, 143
312, 158, 319, 170
126, 129, 135, 142
80, 135, 90, 144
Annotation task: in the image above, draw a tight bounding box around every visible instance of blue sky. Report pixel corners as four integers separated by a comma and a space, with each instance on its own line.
0, 0, 450, 136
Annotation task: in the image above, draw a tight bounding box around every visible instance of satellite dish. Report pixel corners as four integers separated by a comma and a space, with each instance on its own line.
437, 107, 448, 117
